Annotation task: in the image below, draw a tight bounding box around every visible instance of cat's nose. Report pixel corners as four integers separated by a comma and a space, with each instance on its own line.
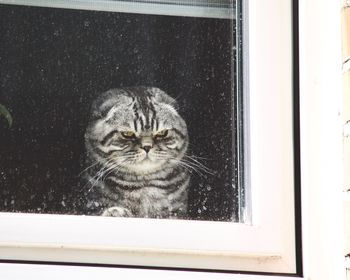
142, 145, 152, 153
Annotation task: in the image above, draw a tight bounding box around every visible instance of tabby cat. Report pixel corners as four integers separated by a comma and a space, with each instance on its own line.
82, 87, 190, 218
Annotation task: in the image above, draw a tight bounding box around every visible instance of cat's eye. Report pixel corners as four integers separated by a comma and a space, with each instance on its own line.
121, 131, 136, 139
154, 129, 168, 139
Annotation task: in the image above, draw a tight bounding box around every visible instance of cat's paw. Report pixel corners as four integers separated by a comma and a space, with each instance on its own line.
102, 206, 133, 217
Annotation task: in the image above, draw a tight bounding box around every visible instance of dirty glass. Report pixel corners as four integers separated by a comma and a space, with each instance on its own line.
0, 0, 246, 222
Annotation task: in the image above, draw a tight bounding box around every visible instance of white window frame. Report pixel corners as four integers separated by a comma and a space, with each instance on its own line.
0, 0, 344, 279
0, 0, 296, 273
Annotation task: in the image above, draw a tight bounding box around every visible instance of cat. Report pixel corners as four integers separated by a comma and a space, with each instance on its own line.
81, 86, 190, 219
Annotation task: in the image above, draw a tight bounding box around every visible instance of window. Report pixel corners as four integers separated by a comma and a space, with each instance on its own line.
0, 0, 301, 277
0, 0, 244, 222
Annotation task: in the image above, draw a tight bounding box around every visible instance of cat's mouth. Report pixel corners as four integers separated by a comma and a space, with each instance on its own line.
126, 159, 164, 174
139, 151, 159, 162
142, 156, 150, 162
121, 152, 168, 173
139, 154, 160, 164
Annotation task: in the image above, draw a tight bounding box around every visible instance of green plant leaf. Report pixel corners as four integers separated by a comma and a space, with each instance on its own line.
0, 104, 13, 128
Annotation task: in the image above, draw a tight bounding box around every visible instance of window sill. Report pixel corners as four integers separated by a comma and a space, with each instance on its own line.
0, 263, 304, 280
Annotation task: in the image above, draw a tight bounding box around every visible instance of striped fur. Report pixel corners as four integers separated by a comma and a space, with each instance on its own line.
82, 87, 190, 219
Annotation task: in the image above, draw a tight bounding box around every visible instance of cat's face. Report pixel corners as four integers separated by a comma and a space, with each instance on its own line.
85, 87, 188, 174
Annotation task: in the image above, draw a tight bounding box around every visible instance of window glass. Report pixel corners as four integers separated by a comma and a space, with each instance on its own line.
0, 0, 246, 222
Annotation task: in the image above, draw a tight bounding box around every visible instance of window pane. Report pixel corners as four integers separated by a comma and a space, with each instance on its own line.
0, 0, 246, 222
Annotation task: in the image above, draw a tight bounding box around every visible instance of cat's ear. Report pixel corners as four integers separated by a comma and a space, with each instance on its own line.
149, 87, 178, 109
91, 89, 129, 119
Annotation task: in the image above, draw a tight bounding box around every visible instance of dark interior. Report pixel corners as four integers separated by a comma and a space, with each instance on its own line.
0, 4, 238, 221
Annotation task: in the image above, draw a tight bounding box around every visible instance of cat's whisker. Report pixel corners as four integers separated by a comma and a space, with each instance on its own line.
183, 155, 215, 174
100, 164, 121, 182
104, 160, 129, 177
169, 155, 215, 178
174, 162, 192, 175
85, 159, 119, 191
79, 161, 99, 176
87, 171, 105, 192
169, 158, 205, 178
185, 154, 212, 161
88, 157, 135, 189
92, 158, 135, 187
175, 160, 206, 178
79, 157, 115, 176
181, 159, 215, 176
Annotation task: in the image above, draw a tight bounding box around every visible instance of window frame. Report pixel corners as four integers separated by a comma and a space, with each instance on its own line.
0, 0, 305, 277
